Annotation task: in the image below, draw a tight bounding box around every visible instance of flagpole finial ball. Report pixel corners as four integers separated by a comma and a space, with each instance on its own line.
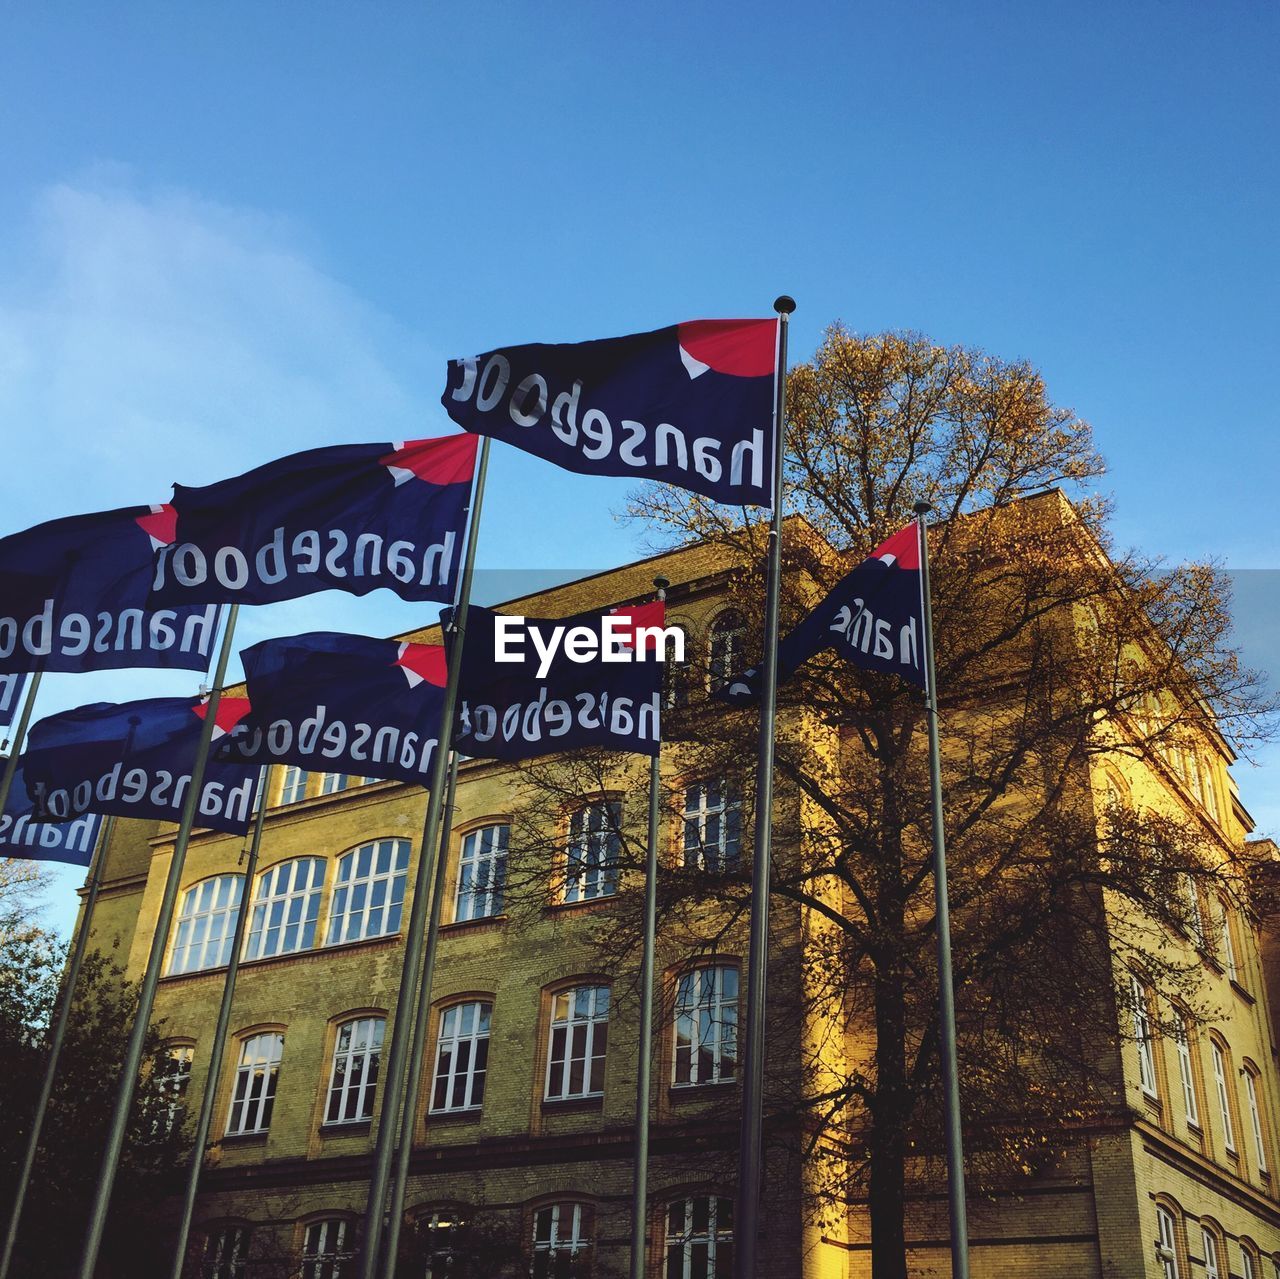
774, 295, 797, 316
913, 501, 933, 516
653, 576, 670, 591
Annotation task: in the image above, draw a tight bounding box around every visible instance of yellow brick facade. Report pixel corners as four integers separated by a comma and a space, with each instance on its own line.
71, 529, 1280, 1279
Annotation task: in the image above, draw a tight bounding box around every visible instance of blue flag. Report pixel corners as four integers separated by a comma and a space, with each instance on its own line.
147, 435, 478, 608
442, 319, 778, 506
0, 760, 102, 865
219, 631, 449, 787
722, 523, 926, 702
455, 601, 667, 760
22, 697, 259, 834
0, 672, 27, 729
0, 506, 220, 675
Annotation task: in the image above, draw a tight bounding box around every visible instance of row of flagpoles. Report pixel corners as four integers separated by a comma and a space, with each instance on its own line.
0, 298, 970, 1279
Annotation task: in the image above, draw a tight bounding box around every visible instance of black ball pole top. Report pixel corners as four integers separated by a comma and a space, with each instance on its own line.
913, 500, 933, 516
774, 295, 797, 315
653, 575, 670, 591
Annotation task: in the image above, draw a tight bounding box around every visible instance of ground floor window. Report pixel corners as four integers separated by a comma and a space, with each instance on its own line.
666, 1196, 732, 1279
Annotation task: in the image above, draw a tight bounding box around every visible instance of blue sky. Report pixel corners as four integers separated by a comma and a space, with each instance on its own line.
2, 2, 1277, 933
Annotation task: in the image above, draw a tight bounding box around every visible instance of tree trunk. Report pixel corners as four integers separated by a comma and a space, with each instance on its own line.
868, 945, 911, 1279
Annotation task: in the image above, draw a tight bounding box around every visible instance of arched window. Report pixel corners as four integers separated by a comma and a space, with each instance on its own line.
564, 802, 620, 903
545, 986, 610, 1101
1201, 1223, 1223, 1279
1243, 1060, 1270, 1177
532, 1202, 592, 1278
279, 765, 309, 805
301, 1218, 354, 1279
326, 839, 410, 945
202, 1224, 250, 1279
431, 1001, 492, 1113
168, 875, 243, 976
1217, 897, 1243, 985
1154, 1203, 1180, 1279
665, 1196, 733, 1279
683, 780, 741, 873
455, 824, 508, 922
412, 1209, 471, 1278
226, 1031, 284, 1136
1172, 1014, 1201, 1131
1128, 973, 1158, 1099
155, 1041, 195, 1133
707, 611, 747, 692
1242, 1242, 1261, 1279
1210, 1036, 1238, 1155
326, 1016, 385, 1125
663, 623, 691, 710
673, 965, 739, 1087
245, 858, 325, 960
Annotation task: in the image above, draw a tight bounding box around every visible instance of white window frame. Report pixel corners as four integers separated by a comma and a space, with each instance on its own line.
1212, 1040, 1237, 1154
683, 781, 742, 874
415, 1211, 468, 1275
665, 1196, 733, 1279
301, 1218, 353, 1279
157, 1043, 194, 1131
326, 1016, 385, 1125
1246, 1067, 1269, 1174
1130, 975, 1158, 1099
673, 966, 739, 1087
244, 857, 325, 960
326, 839, 410, 945
1243, 1249, 1258, 1279
280, 765, 309, 805
1155, 1206, 1179, 1279
319, 772, 351, 796
455, 824, 508, 922
564, 802, 619, 903
168, 874, 244, 976
203, 1224, 250, 1279
430, 1001, 491, 1113
545, 986, 610, 1101
1202, 1227, 1220, 1279
1174, 1021, 1199, 1128
226, 1032, 284, 1136
532, 1203, 589, 1278
1219, 899, 1240, 982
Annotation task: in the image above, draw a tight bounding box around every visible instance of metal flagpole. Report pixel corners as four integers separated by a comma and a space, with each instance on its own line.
167, 764, 271, 1279
377, 748, 461, 1279
0, 670, 42, 822
76, 603, 241, 1279
0, 809, 116, 1279
735, 295, 794, 1279
913, 501, 969, 1279
358, 437, 490, 1279
630, 576, 667, 1279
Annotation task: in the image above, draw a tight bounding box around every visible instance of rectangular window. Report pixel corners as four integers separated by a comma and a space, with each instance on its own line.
1174, 1022, 1199, 1128
326, 1017, 384, 1125
1246, 1069, 1269, 1174
1219, 900, 1240, 983
157, 1044, 194, 1132
431, 1001, 491, 1112
666, 1196, 733, 1279
455, 824, 508, 922
319, 772, 350, 796
674, 966, 738, 1087
203, 1225, 250, 1279
226, 1032, 284, 1136
301, 1219, 352, 1279
1130, 975, 1158, 1098
1212, 1041, 1237, 1153
683, 781, 741, 873
564, 802, 620, 903
545, 986, 609, 1101
280, 766, 309, 805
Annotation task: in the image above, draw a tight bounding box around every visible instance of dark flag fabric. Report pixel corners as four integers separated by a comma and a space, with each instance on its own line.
0, 672, 27, 728
722, 523, 926, 702
0, 506, 221, 675
455, 600, 667, 760
22, 697, 258, 835
0, 760, 102, 865
441, 320, 778, 506
147, 435, 478, 608
219, 631, 449, 788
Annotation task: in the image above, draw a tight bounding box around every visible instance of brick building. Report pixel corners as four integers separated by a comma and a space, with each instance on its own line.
76, 510, 1280, 1278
